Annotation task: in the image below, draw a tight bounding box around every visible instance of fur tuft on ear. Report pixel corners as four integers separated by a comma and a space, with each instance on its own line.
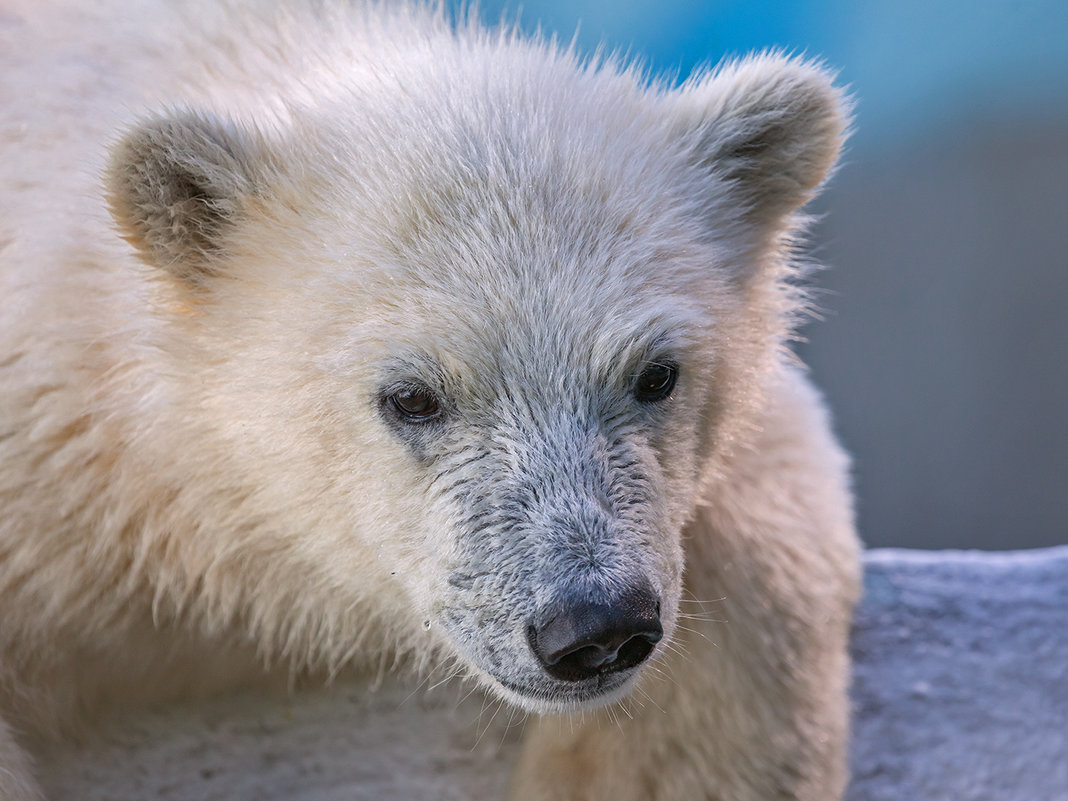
673, 53, 851, 230
106, 111, 261, 282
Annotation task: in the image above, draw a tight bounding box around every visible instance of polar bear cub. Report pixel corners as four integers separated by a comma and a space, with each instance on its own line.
0, 1, 860, 799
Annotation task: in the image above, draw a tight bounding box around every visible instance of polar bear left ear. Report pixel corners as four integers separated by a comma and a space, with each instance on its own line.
670, 53, 851, 235
106, 110, 264, 283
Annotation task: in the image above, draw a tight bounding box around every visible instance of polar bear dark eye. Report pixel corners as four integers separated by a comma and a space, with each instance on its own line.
634, 362, 678, 403
389, 387, 442, 422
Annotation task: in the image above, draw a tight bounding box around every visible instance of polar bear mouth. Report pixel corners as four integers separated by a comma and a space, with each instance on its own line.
492, 668, 640, 711
445, 582, 667, 710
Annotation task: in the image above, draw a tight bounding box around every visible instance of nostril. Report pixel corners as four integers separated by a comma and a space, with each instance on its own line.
546, 630, 660, 681
614, 631, 659, 669
528, 583, 663, 683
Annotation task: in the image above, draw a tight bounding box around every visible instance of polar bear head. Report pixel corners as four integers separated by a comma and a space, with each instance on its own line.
107, 41, 846, 712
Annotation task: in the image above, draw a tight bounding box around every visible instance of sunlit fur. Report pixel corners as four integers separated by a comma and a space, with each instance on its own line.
0, 1, 860, 799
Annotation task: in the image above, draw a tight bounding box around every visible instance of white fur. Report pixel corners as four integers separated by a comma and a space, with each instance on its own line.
0, 2, 860, 799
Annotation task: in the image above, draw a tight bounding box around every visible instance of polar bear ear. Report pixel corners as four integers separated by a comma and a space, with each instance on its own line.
106, 110, 262, 283
671, 54, 850, 235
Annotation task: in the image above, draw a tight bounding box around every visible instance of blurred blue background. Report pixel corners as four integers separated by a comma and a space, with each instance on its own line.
454, 0, 1068, 550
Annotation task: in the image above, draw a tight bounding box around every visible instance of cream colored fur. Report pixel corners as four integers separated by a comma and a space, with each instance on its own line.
0, 2, 860, 799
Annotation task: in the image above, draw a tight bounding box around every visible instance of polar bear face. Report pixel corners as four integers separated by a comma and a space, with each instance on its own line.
366, 267, 698, 711
106, 52, 846, 712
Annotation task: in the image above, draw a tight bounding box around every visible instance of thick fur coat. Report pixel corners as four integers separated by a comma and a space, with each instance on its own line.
0, 1, 861, 799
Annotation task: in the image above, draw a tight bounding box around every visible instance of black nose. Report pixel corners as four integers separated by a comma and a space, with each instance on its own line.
528, 584, 663, 682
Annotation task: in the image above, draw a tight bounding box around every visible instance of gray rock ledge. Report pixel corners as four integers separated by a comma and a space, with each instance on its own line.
848, 546, 1068, 801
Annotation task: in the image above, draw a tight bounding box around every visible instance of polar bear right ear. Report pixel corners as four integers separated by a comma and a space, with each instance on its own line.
106, 111, 263, 283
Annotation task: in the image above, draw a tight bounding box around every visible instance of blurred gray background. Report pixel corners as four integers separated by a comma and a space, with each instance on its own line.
457, 0, 1068, 550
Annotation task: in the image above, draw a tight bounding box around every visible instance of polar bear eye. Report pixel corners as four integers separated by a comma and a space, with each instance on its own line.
388, 387, 442, 422
633, 362, 678, 403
